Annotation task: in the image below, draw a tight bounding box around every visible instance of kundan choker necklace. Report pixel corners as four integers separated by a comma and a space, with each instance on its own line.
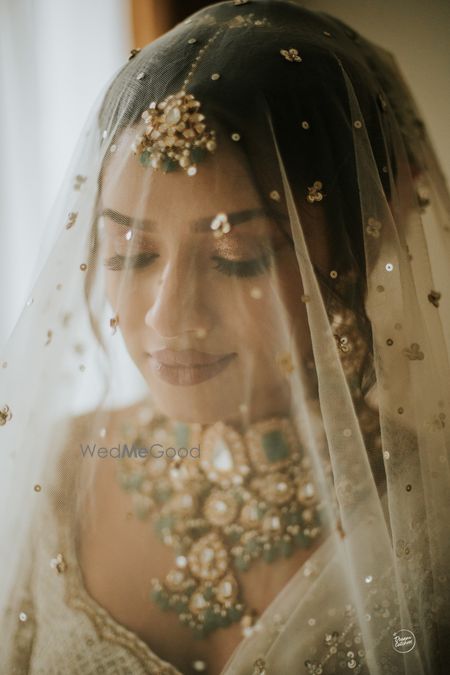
116, 410, 325, 638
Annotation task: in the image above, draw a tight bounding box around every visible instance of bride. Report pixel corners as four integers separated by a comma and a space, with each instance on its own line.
1, 2, 449, 674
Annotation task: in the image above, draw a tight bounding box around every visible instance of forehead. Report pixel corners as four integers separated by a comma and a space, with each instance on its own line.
100, 128, 261, 218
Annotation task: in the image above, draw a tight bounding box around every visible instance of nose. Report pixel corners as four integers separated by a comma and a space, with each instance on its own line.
144, 255, 212, 339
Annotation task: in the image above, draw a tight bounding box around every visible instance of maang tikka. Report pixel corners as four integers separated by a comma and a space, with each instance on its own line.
131, 29, 224, 176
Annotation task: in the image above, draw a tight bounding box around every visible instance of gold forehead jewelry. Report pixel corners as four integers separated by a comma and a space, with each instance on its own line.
132, 29, 225, 175
133, 91, 217, 176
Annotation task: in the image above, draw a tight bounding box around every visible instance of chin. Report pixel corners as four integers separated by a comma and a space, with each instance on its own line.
150, 392, 241, 426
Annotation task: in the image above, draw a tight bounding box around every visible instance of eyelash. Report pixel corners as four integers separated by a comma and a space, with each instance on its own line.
211, 253, 273, 277
103, 249, 275, 278
103, 253, 156, 271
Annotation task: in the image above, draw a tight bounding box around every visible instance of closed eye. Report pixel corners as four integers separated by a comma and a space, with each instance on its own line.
211, 252, 274, 278
103, 252, 158, 270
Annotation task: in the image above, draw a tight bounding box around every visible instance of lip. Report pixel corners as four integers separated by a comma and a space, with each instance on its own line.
150, 348, 234, 367
146, 350, 237, 386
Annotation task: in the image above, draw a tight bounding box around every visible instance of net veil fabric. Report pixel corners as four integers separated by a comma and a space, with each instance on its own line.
1, 1, 450, 673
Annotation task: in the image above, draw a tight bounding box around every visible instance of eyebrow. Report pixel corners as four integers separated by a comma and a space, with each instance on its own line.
99, 206, 287, 233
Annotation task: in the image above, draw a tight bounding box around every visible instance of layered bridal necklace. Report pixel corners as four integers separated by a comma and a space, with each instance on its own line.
115, 410, 326, 639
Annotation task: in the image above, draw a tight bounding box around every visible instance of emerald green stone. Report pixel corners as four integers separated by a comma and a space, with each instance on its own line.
261, 430, 290, 463
131, 473, 145, 488
149, 588, 162, 602
281, 539, 293, 557
119, 475, 132, 490
134, 504, 150, 520
154, 485, 173, 503
294, 531, 310, 547
244, 539, 260, 554
190, 147, 206, 163
189, 523, 209, 538
155, 513, 175, 532
228, 605, 244, 621
203, 586, 214, 600
120, 472, 144, 490
234, 556, 250, 571
287, 511, 302, 525
221, 613, 232, 627
151, 590, 170, 610
232, 490, 245, 504
226, 529, 242, 544
204, 608, 220, 630
174, 600, 188, 612
139, 151, 152, 167
262, 546, 277, 563
174, 422, 190, 447
161, 157, 179, 172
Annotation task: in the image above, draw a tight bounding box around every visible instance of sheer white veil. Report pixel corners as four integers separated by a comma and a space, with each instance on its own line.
1, 2, 449, 673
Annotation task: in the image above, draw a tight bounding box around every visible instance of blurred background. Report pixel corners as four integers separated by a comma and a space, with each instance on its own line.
0, 0, 449, 349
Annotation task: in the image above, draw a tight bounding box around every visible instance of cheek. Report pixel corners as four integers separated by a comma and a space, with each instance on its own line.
267, 257, 312, 355
105, 274, 147, 338
277, 262, 306, 318
105, 274, 120, 306
214, 273, 294, 351
281, 269, 313, 357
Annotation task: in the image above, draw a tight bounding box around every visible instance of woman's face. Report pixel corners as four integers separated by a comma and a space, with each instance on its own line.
100, 130, 327, 425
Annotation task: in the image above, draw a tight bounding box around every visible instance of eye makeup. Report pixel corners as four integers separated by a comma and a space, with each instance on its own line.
100, 210, 290, 277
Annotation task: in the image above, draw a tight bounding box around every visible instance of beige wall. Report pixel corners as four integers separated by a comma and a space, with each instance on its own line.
298, 0, 450, 182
